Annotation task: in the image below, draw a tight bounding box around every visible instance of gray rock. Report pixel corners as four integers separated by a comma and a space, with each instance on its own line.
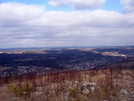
33, 91, 43, 96
120, 89, 128, 94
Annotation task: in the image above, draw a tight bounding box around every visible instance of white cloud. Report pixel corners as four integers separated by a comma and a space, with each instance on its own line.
0, 2, 134, 48
0, 2, 45, 27
48, 0, 106, 10
121, 0, 134, 12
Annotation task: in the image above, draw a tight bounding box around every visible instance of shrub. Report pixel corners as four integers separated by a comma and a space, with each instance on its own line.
10, 82, 34, 99
69, 88, 77, 97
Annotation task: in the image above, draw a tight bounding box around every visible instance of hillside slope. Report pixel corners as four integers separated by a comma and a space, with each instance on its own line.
0, 69, 134, 101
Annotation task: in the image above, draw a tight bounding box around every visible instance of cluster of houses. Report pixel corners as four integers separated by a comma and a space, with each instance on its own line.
0, 54, 125, 78
0, 66, 51, 78
59, 56, 125, 70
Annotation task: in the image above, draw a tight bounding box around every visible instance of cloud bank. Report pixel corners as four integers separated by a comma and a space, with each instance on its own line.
0, 2, 134, 48
121, 0, 134, 12
48, 0, 106, 10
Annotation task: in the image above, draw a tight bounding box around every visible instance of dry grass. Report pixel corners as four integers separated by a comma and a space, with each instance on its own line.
0, 68, 134, 101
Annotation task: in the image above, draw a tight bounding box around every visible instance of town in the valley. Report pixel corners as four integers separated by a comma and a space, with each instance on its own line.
0, 46, 134, 77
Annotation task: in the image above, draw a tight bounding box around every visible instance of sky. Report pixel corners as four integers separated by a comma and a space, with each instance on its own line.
0, 0, 134, 48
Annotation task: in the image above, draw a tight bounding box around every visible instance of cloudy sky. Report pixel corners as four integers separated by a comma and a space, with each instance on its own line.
0, 0, 134, 48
